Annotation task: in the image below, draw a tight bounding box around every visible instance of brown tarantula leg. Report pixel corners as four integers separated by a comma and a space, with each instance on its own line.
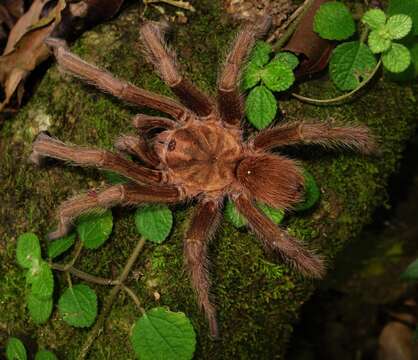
44, 38, 188, 120
31, 133, 162, 184
114, 135, 159, 168
140, 21, 214, 117
252, 121, 376, 154
184, 199, 221, 338
217, 16, 271, 125
132, 114, 177, 133
234, 195, 325, 278
49, 183, 181, 239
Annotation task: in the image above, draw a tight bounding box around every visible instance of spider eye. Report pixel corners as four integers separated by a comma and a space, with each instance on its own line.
168, 139, 176, 151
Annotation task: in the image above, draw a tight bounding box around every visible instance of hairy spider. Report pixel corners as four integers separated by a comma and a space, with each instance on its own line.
30, 17, 375, 337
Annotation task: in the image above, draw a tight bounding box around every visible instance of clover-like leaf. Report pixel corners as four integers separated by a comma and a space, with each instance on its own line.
47, 233, 76, 259
248, 41, 272, 67
16, 232, 41, 269
368, 30, 392, 54
388, 0, 418, 36
273, 52, 299, 70
313, 1, 355, 40
27, 292, 53, 324
382, 43, 411, 73
77, 209, 113, 249
386, 14, 413, 40
329, 41, 377, 91
261, 60, 295, 92
6, 337, 27, 360
225, 200, 247, 228
130, 307, 196, 360
362, 9, 386, 29
135, 204, 173, 243
242, 62, 262, 90
58, 284, 97, 327
27, 260, 54, 299
34, 350, 58, 360
295, 170, 321, 211
245, 85, 277, 130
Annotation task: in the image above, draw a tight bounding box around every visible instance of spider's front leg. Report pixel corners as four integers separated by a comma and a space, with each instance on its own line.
114, 134, 159, 168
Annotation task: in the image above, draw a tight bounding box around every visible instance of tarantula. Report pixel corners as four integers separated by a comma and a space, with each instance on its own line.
30, 17, 375, 337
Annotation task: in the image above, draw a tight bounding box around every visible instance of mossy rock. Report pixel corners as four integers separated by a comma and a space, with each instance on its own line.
0, 1, 417, 359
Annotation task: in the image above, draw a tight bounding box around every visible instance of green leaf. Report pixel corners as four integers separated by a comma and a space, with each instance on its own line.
34, 350, 58, 360
6, 337, 27, 360
77, 209, 113, 249
295, 170, 321, 211
27, 292, 53, 324
313, 1, 356, 40
362, 9, 386, 29
135, 204, 173, 243
248, 41, 272, 67
245, 85, 277, 130
273, 52, 299, 70
104, 171, 129, 185
28, 260, 54, 299
225, 200, 247, 228
401, 258, 418, 281
261, 60, 295, 92
368, 30, 392, 53
58, 284, 97, 327
16, 232, 41, 268
386, 14, 413, 40
258, 204, 285, 225
388, 0, 418, 36
242, 62, 262, 90
130, 307, 196, 360
329, 41, 377, 91
382, 43, 412, 73
47, 233, 76, 258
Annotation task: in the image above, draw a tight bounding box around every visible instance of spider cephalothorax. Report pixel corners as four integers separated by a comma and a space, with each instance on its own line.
30, 17, 375, 337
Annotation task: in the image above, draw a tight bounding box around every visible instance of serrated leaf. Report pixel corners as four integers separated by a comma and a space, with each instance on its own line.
135, 204, 173, 243
329, 41, 377, 91
6, 337, 27, 360
47, 233, 76, 258
58, 284, 97, 327
248, 41, 272, 67
313, 1, 355, 40
27, 292, 53, 324
362, 9, 386, 29
34, 350, 58, 360
382, 43, 411, 73
77, 209, 113, 249
27, 260, 54, 299
245, 85, 277, 130
130, 307, 196, 360
225, 200, 247, 228
261, 60, 295, 92
368, 30, 392, 53
273, 52, 299, 70
242, 62, 262, 90
295, 170, 320, 211
386, 14, 413, 40
258, 204, 285, 225
388, 0, 418, 36
16, 232, 41, 268
401, 258, 418, 281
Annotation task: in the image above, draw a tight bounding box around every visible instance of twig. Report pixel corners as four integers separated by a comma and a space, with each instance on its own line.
143, 0, 195, 12
122, 285, 145, 314
50, 263, 119, 285
64, 240, 83, 270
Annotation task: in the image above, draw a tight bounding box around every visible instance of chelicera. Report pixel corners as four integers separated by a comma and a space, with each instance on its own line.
30, 16, 375, 337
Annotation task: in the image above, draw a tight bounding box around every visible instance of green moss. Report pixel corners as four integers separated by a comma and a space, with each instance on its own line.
0, 1, 417, 359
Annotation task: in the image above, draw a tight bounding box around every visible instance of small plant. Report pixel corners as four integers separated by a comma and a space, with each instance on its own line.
6, 337, 57, 360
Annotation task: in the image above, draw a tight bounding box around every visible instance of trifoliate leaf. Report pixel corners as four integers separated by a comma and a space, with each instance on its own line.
329, 41, 377, 91
34, 350, 58, 360
273, 52, 299, 70
386, 14, 413, 40
58, 284, 97, 327
242, 62, 262, 90
362, 9, 386, 29
258, 204, 285, 225
47, 233, 76, 259
313, 1, 355, 40
225, 200, 247, 228
135, 204, 173, 243
388, 0, 418, 36
77, 209, 113, 249
27, 292, 53, 324
368, 29, 392, 53
295, 170, 320, 211
130, 307, 196, 360
401, 258, 418, 281
382, 43, 412, 73
261, 60, 295, 92
28, 260, 54, 299
6, 337, 27, 360
16, 232, 41, 268
245, 85, 277, 130
248, 41, 272, 67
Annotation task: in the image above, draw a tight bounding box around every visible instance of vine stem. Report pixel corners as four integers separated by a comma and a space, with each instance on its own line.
50, 263, 119, 285
78, 237, 146, 360
291, 59, 382, 105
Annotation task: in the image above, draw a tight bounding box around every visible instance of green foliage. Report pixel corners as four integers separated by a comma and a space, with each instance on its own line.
388, 0, 418, 36
47, 233, 76, 258
273, 52, 299, 70
135, 204, 173, 243
58, 284, 98, 327
382, 43, 412, 73
248, 41, 272, 67
295, 170, 321, 212
368, 30, 391, 53
401, 258, 418, 281
27, 292, 53, 324
245, 85, 277, 130
28, 260, 54, 299
329, 41, 377, 91
16, 232, 41, 268
104, 171, 129, 184
362, 9, 386, 29
34, 351, 58, 360
6, 337, 27, 360
313, 1, 355, 40
386, 15, 413, 40
77, 210, 113, 249
130, 307, 196, 360
258, 204, 285, 225
261, 60, 295, 92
